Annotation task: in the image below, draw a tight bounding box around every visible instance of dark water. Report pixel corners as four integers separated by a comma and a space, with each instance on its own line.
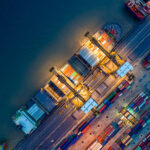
0, 0, 137, 149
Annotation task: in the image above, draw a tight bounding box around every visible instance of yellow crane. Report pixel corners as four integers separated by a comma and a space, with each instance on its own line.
49, 67, 88, 114
85, 32, 134, 80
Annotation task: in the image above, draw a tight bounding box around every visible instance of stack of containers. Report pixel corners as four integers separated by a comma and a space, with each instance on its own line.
78, 47, 100, 68
73, 120, 91, 135
68, 54, 91, 78
117, 80, 130, 96
115, 138, 125, 149
115, 134, 133, 149
117, 120, 125, 128
121, 135, 132, 147
57, 133, 83, 150
58, 118, 94, 150
61, 64, 83, 85
120, 108, 136, 124
115, 136, 132, 150
129, 111, 150, 136
134, 132, 150, 150
96, 91, 117, 114
98, 122, 120, 146
129, 123, 143, 136
97, 103, 107, 113
96, 79, 134, 117
126, 92, 149, 115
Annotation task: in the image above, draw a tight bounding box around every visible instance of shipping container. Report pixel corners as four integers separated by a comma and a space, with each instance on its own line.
138, 100, 146, 109
107, 91, 116, 101
109, 104, 113, 108
97, 136, 104, 144
127, 85, 131, 90
136, 97, 145, 106
79, 122, 90, 132
98, 104, 107, 113
61, 64, 82, 85
129, 123, 142, 136
87, 140, 103, 150
34, 90, 57, 114
125, 137, 132, 146
123, 88, 127, 94
110, 93, 119, 103
122, 80, 127, 85
73, 121, 86, 133
79, 47, 100, 67
81, 125, 90, 133
105, 126, 114, 136
97, 103, 104, 111
101, 106, 108, 113
68, 54, 91, 77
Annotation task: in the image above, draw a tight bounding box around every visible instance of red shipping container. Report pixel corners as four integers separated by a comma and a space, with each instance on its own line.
124, 82, 129, 88
120, 84, 125, 91
105, 126, 114, 136
81, 125, 91, 133
145, 100, 149, 105
138, 119, 143, 124
74, 121, 86, 133
134, 96, 142, 104
98, 104, 107, 113
136, 97, 145, 106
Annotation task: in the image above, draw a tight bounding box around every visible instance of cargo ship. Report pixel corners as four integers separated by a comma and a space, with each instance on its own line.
12, 23, 124, 134
125, 0, 150, 20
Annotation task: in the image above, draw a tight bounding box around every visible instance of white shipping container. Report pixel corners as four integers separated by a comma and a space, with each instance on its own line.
87, 140, 103, 150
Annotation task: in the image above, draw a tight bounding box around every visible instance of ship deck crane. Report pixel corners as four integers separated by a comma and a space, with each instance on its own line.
85, 32, 121, 67
85, 32, 134, 80
49, 67, 87, 104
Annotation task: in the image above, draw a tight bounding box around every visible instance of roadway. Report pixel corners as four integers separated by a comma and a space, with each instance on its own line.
117, 15, 150, 62
14, 16, 150, 150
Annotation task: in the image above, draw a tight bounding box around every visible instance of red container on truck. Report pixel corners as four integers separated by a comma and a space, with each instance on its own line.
81, 125, 91, 133
98, 104, 107, 113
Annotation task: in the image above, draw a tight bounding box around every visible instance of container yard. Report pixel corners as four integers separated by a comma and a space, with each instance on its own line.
112, 111, 150, 150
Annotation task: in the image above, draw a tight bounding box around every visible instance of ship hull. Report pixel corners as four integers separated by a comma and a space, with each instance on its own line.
125, 1, 145, 20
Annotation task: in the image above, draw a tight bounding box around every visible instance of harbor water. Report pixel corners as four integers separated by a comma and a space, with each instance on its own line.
0, 0, 138, 149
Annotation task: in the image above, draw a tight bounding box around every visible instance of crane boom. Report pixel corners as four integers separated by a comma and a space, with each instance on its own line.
50, 67, 86, 103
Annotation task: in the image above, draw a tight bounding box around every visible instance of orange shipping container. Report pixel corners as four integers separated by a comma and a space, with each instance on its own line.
97, 136, 104, 144
81, 125, 91, 133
